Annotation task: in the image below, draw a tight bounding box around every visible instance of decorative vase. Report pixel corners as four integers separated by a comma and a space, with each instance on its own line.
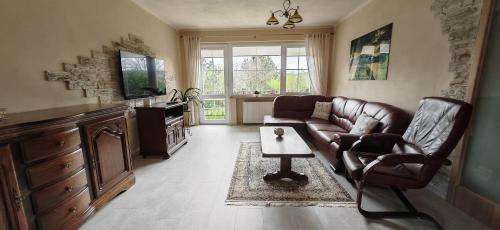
143, 97, 152, 107
274, 128, 284, 138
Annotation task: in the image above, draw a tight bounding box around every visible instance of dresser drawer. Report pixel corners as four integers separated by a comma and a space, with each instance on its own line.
37, 187, 91, 230
26, 149, 85, 188
21, 128, 81, 163
31, 168, 88, 213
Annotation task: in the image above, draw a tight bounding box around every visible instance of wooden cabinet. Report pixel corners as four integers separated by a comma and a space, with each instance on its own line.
83, 116, 132, 198
135, 103, 188, 159
0, 145, 28, 230
0, 104, 135, 229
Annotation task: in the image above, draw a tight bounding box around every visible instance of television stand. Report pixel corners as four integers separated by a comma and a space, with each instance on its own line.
135, 102, 187, 159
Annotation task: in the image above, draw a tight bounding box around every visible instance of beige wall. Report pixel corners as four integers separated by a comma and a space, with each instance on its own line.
0, 0, 182, 155
329, 0, 453, 112
0, 0, 181, 113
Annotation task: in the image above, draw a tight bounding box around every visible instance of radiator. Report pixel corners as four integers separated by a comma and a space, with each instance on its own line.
242, 101, 274, 124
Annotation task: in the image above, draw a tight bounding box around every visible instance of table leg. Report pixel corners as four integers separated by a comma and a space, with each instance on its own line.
263, 157, 308, 181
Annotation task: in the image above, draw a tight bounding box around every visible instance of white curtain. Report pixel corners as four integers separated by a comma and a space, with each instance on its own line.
305, 33, 331, 95
182, 36, 201, 125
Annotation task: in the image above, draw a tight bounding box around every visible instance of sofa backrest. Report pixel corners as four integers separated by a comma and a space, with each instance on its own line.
329, 97, 366, 132
362, 102, 411, 134
273, 95, 410, 135
329, 96, 410, 134
273, 95, 331, 118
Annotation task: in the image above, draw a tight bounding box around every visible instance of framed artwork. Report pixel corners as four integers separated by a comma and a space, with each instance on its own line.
349, 23, 393, 80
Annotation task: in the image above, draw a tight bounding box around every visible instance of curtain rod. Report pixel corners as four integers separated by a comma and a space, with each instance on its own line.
179, 32, 333, 38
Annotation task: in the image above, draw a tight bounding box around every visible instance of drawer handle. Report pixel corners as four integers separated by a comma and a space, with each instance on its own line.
61, 163, 72, 169
69, 207, 77, 214
64, 186, 74, 193
57, 140, 65, 147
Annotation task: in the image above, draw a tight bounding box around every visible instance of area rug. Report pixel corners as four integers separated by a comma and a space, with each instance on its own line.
226, 142, 355, 207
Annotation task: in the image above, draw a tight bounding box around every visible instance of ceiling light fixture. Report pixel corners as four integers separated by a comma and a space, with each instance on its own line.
266, 0, 303, 29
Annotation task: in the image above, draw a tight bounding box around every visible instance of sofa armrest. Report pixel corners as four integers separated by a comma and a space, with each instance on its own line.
350, 133, 403, 154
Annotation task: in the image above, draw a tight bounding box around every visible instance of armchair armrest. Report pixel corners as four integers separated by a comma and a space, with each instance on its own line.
350, 133, 403, 154
376, 153, 437, 166
362, 153, 449, 177
359, 133, 403, 143
332, 133, 362, 148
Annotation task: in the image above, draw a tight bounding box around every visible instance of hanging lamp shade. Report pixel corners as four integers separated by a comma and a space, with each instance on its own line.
266, 13, 279, 25
289, 9, 303, 23
283, 20, 295, 29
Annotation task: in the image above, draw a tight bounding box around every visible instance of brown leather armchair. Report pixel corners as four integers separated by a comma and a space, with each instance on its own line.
342, 97, 472, 229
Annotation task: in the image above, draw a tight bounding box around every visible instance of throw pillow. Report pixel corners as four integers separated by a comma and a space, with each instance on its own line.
350, 113, 380, 135
311, 102, 332, 120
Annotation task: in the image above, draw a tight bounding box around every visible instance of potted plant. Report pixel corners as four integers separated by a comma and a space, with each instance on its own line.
169, 88, 203, 111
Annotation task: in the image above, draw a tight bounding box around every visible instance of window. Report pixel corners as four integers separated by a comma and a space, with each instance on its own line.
232, 46, 281, 95
200, 43, 311, 98
286, 47, 310, 94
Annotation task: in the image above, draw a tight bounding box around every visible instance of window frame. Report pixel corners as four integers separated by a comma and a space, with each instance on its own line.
200, 42, 310, 98
199, 44, 231, 124
284, 43, 310, 95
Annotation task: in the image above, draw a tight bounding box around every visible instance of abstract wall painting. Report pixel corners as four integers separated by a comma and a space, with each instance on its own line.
349, 23, 393, 80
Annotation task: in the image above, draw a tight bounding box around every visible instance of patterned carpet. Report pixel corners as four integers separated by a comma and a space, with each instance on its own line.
226, 142, 354, 207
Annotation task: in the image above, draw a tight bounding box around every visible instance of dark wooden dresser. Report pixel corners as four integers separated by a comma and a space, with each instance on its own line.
0, 104, 135, 230
135, 102, 187, 159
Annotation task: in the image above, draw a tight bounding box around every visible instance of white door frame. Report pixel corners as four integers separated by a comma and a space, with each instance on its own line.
199, 44, 230, 124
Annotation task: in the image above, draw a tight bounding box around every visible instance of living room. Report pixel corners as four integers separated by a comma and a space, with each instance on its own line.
0, 0, 498, 229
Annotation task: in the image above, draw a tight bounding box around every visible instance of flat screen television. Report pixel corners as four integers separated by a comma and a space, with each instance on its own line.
119, 50, 166, 99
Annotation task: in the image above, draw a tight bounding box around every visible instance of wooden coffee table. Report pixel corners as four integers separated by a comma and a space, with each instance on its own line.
260, 126, 315, 181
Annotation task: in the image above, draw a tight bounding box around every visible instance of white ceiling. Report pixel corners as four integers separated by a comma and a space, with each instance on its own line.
131, 0, 369, 30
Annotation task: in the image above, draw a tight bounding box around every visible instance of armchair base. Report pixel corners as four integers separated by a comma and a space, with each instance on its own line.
356, 182, 443, 230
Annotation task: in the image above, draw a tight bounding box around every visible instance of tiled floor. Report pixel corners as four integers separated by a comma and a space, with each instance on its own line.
80, 125, 489, 230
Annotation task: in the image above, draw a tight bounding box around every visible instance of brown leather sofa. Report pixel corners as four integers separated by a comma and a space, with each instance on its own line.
264, 95, 411, 172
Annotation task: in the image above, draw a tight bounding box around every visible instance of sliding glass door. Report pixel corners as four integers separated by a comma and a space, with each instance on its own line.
200, 46, 229, 124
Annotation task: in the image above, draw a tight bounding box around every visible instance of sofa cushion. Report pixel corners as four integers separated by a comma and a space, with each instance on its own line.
304, 118, 331, 124
263, 115, 304, 125
330, 97, 366, 132
311, 102, 332, 120
309, 130, 347, 148
349, 113, 380, 135
307, 123, 347, 133
263, 115, 308, 137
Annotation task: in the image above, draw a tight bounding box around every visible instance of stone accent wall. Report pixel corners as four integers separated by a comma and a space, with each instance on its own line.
46, 34, 175, 104
430, 0, 484, 199
432, 0, 484, 100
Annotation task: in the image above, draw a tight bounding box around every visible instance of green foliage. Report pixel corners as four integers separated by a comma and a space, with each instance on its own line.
286, 71, 311, 93
170, 88, 203, 111
203, 99, 225, 120
123, 70, 148, 95
202, 58, 225, 95
233, 56, 280, 94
